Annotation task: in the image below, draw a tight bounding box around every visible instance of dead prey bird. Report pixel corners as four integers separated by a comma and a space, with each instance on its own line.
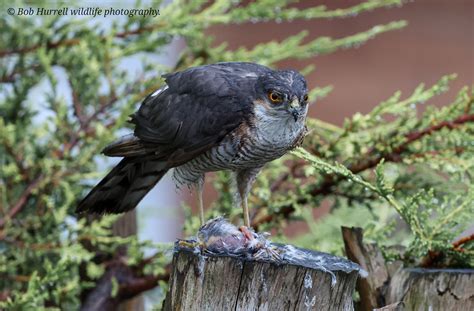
180, 217, 281, 261
76, 62, 309, 229
176, 217, 367, 285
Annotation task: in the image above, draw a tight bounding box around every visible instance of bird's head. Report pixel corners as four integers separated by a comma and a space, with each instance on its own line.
255, 69, 309, 122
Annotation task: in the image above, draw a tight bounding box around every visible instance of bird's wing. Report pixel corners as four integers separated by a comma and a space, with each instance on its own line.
104, 62, 271, 168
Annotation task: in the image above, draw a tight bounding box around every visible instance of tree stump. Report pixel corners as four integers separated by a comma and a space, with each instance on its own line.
386, 268, 474, 311
341, 226, 474, 311
341, 226, 392, 310
163, 248, 362, 310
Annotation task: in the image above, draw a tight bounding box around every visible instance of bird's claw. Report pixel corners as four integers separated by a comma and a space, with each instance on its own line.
177, 239, 204, 250
253, 245, 282, 261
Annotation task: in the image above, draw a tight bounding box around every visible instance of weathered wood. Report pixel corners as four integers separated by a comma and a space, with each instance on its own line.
163, 249, 360, 310
341, 226, 390, 310
386, 268, 474, 311
341, 226, 474, 311
373, 302, 404, 311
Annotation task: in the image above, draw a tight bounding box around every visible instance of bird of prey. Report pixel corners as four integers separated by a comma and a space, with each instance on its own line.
77, 62, 309, 228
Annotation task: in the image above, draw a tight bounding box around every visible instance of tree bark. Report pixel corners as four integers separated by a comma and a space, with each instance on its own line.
341, 226, 390, 310
341, 226, 474, 311
386, 268, 474, 311
163, 249, 360, 310
112, 211, 144, 311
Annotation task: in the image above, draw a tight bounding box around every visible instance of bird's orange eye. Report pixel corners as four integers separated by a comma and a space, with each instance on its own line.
268, 91, 282, 103
303, 94, 309, 102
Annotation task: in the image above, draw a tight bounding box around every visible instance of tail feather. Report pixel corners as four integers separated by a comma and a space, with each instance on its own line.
76, 158, 168, 214
102, 134, 148, 157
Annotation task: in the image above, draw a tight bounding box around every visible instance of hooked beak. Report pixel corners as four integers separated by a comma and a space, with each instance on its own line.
289, 98, 300, 122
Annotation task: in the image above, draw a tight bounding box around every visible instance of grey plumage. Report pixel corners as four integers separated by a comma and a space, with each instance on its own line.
77, 62, 309, 225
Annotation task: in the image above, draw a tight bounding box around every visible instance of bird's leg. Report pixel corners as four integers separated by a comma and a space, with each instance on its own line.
236, 167, 262, 229
196, 175, 205, 226
241, 191, 251, 228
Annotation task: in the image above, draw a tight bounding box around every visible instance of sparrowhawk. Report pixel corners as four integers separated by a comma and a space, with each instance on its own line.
76, 62, 309, 228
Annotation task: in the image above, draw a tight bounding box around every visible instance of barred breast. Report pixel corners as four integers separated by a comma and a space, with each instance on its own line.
172, 107, 306, 189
